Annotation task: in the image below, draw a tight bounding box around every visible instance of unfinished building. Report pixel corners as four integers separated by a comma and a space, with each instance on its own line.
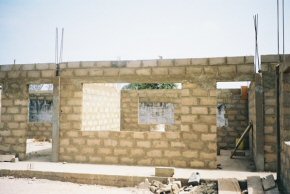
0, 54, 289, 192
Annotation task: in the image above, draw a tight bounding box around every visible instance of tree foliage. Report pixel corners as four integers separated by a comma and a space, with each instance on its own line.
122, 83, 177, 90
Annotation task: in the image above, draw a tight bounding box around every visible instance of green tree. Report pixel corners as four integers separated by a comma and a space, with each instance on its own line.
122, 83, 177, 90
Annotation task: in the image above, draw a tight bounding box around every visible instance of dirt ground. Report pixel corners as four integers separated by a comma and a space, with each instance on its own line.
0, 177, 152, 194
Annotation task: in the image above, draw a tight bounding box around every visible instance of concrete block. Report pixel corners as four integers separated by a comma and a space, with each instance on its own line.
74, 69, 89, 76
81, 61, 96, 68
0, 154, 15, 162
190, 160, 205, 168
41, 70, 55, 78
191, 58, 208, 65
35, 63, 49, 70
131, 148, 145, 156
262, 175, 276, 191
27, 71, 41, 78
96, 61, 112, 67
200, 152, 216, 160
8, 71, 21, 78
152, 67, 168, 75
89, 69, 103, 76
126, 60, 141, 68
136, 140, 151, 148
175, 59, 191, 66
227, 56, 244, 64
119, 140, 133, 147
247, 176, 264, 194
245, 56, 254, 64
158, 59, 173, 66
67, 62, 81, 68
98, 148, 112, 155
169, 67, 185, 75
261, 55, 279, 63
182, 150, 198, 158
0, 71, 7, 78
61, 69, 74, 77
119, 68, 135, 75
204, 66, 218, 74
147, 150, 162, 157
218, 178, 241, 194
143, 60, 157, 67
201, 134, 216, 141
237, 64, 254, 74
218, 65, 236, 74
164, 150, 181, 157
209, 57, 226, 65
152, 141, 169, 148
191, 107, 208, 114
181, 97, 198, 105
104, 156, 119, 164
155, 167, 174, 177
0, 65, 13, 71
22, 64, 35, 70
165, 132, 180, 139
104, 68, 119, 76
186, 67, 203, 74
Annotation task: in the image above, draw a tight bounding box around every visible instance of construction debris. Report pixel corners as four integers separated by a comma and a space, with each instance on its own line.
262, 175, 276, 191
139, 178, 217, 194
218, 178, 241, 194
247, 176, 280, 194
0, 154, 15, 162
155, 167, 175, 177
188, 172, 200, 186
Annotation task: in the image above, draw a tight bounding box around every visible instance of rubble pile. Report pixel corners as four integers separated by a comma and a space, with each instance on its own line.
138, 178, 217, 194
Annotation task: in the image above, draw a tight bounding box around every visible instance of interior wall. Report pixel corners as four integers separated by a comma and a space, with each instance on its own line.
58, 79, 218, 168
217, 89, 248, 150
262, 72, 277, 171
82, 83, 120, 131
281, 68, 290, 192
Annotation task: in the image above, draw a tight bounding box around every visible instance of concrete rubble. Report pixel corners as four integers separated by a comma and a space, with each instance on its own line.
138, 177, 217, 194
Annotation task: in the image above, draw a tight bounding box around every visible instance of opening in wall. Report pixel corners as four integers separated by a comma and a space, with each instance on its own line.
122, 82, 180, 132
82, 83, 121, 131
138, 102, 175, 132
29, 84, 53, 123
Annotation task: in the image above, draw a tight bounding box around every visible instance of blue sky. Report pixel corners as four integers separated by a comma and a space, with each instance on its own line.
0, 0, 289, 64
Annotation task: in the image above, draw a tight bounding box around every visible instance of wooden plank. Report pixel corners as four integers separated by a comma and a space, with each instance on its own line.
231, 122, 252, 158
247, 176, 264, 194
218, 178, 242, 194
0, 154, 15, 162
262, 175, 276, 191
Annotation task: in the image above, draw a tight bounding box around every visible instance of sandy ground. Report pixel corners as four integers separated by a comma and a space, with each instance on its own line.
0, 177, 152, 194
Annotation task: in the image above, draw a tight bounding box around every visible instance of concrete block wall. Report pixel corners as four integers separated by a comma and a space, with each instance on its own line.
217, 89, 248, 150
180, 82, 217, 168
262, 72, 277, 171
0, 55, 261, 167
281, 61, 290, 192
248, 71, 278, 171
281, 142, 290, 193
0, 63, 56, 160
0, 81, 28, 160
121, 89, 181, 131
82, 83, 120, 131
27, 123, 52, 140
59, 79, 217, 168
248, 82, 256, 159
